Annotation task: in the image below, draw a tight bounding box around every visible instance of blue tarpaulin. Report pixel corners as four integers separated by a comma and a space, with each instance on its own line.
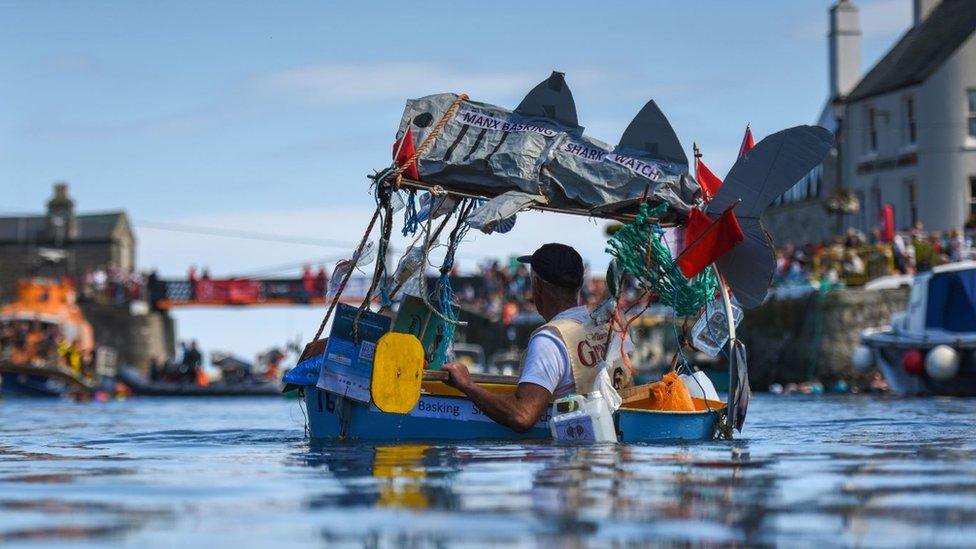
283, 354, 323, 387
925, 268, 976, 332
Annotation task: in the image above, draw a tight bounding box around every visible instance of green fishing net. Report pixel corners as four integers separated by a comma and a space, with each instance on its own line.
605, 203, 718, 317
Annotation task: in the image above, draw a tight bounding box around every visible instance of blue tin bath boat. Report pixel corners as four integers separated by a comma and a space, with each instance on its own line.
301, 382, 724, 443
286, 72, 831, 443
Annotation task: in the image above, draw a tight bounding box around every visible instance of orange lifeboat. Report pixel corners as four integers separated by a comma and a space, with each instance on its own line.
0, 278, 95, 365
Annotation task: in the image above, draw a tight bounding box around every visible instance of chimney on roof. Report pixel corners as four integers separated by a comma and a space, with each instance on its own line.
829, 0, 862, 100
45, 182, 78, 244
913, 0, 940, 26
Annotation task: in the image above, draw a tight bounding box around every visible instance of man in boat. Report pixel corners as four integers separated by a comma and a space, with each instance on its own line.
444, 243, 608, 433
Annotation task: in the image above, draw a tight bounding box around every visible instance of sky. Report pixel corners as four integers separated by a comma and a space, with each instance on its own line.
0, 0, 916, 361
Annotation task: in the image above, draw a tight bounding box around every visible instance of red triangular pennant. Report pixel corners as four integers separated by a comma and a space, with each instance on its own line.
738, 125, 754, 158
696, 158, 723, 200
393, 129, 420, 180
676, 206, 744, 279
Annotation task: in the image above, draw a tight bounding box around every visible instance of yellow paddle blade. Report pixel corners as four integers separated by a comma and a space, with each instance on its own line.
371, 332, 425, 414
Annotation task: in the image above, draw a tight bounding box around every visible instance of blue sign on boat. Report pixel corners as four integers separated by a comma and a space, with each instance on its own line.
315, 303, 391, 403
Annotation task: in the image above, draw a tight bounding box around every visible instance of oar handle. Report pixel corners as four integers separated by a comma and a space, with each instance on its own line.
423, 370, 520, 385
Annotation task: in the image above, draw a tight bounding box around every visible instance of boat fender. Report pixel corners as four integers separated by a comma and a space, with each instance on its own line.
901, 349, 925, 376
852, 345, 874, 371
925, 345, 959, 381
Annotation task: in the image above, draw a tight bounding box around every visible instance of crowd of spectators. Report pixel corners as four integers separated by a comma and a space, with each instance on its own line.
453, 260, 604, 324
148, 340, 203, 384
0, 320, 90, 376
773, 223, 973, 287
81, 267, 147, 304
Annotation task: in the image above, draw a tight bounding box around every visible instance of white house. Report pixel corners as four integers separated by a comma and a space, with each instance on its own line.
764, 0, 976, 245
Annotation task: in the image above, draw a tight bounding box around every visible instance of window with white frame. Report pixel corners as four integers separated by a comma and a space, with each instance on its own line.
904, 179, 917, 229
969, 176, 976, 219
856, 190, 867, 232
866, 106, 878, 152
904, 95, 916, 145
968, 89, 976, 138
871, 185, 882, 223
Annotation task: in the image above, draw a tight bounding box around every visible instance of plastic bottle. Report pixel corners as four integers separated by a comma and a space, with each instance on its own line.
549, 392, 617, 443
690, 297, 743, 356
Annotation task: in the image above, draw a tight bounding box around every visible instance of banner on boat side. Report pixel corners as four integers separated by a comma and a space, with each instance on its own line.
316, 303, 391, 403
369, 395, 551, 427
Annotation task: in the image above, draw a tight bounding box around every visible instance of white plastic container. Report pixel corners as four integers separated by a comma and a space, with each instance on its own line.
679, 371, 721, 402
549, 392, 618, 443
690, 297, 744, 356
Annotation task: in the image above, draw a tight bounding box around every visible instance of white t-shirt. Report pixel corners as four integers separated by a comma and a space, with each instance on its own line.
518, 305, 589, 398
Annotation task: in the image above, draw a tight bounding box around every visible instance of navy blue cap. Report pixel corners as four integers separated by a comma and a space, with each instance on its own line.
517, 243, 584, 289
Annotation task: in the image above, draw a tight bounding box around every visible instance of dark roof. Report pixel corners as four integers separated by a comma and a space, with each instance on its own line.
846, 0, 976, 103
0, 212, 128, 242
77, 213, 128, 240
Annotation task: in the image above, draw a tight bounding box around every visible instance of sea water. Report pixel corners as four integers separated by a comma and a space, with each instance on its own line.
1, 395, 975, 547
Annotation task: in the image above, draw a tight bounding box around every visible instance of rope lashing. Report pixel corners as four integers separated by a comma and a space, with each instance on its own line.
402, 189, 419, 237
353, 184, 396, 343
606, 203, 718, 318
311, 206, 382, 342
388, 208, 455, 302
392, 93, 469, 187
430, 198, 476, 367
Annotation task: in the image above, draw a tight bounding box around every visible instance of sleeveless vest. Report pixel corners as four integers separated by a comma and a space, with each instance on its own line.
528, 316, 633, 395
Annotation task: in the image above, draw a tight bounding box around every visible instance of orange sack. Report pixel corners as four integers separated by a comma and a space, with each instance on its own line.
644, 371, 695, 412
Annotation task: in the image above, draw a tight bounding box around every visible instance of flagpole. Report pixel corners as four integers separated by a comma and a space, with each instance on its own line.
713, 267, 736, 347
713, 264, 737, 432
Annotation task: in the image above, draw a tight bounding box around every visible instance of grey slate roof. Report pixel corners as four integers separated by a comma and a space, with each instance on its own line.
846, 0, 976, 103
0, 212, 127, 242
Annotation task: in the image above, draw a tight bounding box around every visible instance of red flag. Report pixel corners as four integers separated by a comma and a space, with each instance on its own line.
738, 125, 755, 158
676, 207, 745, 279
696, 158, 723, 200
393, 129, 420, 180
684, 207, 712, 245
880, 204, 895, 243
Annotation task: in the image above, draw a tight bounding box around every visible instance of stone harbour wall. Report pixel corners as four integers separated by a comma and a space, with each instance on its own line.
738, 287, 909, 389
81, 303, 175, 370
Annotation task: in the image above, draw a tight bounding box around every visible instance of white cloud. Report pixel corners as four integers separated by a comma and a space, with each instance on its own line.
244, 62, 572, 108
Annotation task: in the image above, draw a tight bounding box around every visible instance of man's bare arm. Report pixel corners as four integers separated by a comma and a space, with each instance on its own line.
442, 362, 551, 433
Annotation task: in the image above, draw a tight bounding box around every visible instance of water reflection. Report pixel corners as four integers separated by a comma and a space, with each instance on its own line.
1, 396, 974, 546
299, 440, 782, 545
297, 409, 976, 546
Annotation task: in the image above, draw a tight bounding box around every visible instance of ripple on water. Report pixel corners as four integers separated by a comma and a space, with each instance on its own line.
0, 395, 975, 546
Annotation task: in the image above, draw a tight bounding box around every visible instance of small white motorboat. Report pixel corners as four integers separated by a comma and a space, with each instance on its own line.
859, 261, 976, 395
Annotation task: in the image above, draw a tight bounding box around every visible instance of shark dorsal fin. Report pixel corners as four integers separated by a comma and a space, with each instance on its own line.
618, 100, 687, 165
514, 71, 579, 129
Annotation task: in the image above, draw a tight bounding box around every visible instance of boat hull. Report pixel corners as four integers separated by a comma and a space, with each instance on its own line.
0, 362, 95, 398
118, 367, 282, 397
304, 387, 722, 443
0, 372, 67, 397
862, 329, 976, 396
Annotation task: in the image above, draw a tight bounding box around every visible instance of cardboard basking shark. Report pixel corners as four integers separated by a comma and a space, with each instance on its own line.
394, 72, 833, 307
394, 72, 697, 223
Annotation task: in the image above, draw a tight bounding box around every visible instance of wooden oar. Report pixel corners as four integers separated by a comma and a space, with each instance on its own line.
370, 332, 519, 414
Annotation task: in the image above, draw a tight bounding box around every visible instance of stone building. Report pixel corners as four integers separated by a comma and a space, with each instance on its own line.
764, 0, 976, 245
0, 183, 135, 300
